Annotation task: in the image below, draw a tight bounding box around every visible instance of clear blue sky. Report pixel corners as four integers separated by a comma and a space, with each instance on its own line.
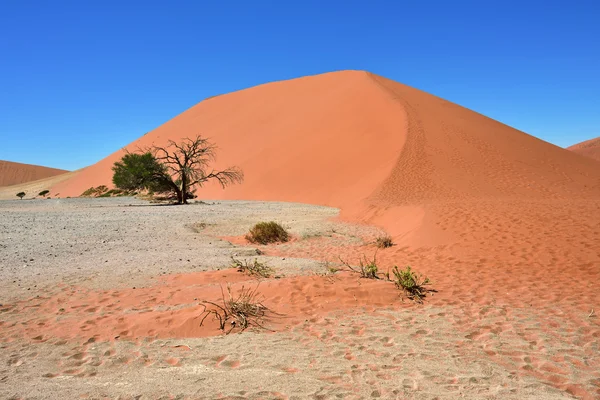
1, 1, 598, 170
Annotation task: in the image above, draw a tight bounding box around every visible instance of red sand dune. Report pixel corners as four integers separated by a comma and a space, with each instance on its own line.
50, 70, 600, 237
6, 72, 600, 398
568, 136, 600, 162
0, 160, 68, 187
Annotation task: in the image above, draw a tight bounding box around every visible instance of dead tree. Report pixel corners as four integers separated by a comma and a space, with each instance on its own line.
148, 135, 243, 204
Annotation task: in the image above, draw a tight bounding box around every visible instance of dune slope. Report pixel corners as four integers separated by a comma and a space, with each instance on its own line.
568, 136, 600, 161
51, 71, 600, 235
0, 160, 68, 187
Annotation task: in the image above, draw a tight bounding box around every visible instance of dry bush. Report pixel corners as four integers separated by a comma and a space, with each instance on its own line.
339, 253, 380, 279
375, 235, 394, 248
245, 222, 289, 245
80, 185, 109, 197
199, 284, 276, 334
231, 256, 274, 278
391, 266, 432, 303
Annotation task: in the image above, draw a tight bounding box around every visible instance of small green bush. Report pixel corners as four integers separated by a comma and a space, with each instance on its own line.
375, 235, 394, 249
392, 266, 431, 303
16, 192, 26, 200
246, 222, 289, 245
340, 253, 379, 279
38, 190, 50, 197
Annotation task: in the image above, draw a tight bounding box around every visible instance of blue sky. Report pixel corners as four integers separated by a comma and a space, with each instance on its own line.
1, 1, 598, 170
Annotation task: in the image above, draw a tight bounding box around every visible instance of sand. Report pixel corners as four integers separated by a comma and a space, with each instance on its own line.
45, 71, 600, 228
568, 137, 600, 162
0, 161, 68, 188
1, 71, 599, 398
1, 198, 599, 399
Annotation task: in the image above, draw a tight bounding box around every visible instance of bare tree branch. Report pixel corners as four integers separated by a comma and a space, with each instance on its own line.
141, 134, 243, 204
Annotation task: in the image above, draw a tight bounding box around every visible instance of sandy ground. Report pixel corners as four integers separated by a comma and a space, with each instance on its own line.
1, 198, 598, 399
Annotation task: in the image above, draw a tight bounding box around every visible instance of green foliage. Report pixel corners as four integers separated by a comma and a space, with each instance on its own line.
111, 136, 243, 205
340, 253, 379, 279
391, 266, 432, 303
375, 235, 394, 249
245, 222, 289, 245
231, 257, 274, 278
16, 191, 25, 199
112, 152, 171, 193
38, 190, 50, 197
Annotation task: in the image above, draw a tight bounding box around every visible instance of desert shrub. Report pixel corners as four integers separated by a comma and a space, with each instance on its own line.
81, 185, 111, 197
340, 253, 379, 279
104, 188, 122, 196
38, 190, 50, 197
96, 185, 108, 193
375, 235, 394, 248
199, 284, 275, 334
245, 222, 289, 245
16, 192, 25, 200
80, 187, 97, 197
231, 257, 274, 278
392, 266, 432, 303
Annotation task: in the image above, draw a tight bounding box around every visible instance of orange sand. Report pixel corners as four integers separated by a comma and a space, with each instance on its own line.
6, 71, 600, 398
0, 160, 68, 187
49, 71, 599, 236
0, 269, 405, 342
568, 136, 600, 162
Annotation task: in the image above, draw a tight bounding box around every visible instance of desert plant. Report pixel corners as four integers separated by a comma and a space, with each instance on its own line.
392, 266, 432, 303
339, 253, 380, 279
245, 222, 289, 245
112, 135, 243, 205
38, 190, 50, 197
16, 192, 25, 200
81, 187, 95, 197
80, 186, 109, 197
231, 257, 274, 278
199, 284, 275, 334
324, 261, 339, 274
375, 235, 394, 249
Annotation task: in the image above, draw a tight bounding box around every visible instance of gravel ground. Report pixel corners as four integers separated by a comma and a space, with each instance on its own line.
0, 197, 360, 303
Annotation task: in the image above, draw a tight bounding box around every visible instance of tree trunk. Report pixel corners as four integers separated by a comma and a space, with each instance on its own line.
181, 173, 188, 204
175, 188, 183, 204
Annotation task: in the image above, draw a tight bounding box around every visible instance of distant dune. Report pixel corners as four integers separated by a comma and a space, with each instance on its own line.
568, 136, 600, 161
0, 160, 68, 187
49, 70, 600, 237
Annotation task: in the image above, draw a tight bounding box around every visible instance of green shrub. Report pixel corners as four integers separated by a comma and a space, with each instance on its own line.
375, 235, 394, 248
38, 190, 50, 197
392, 266, 432, 303
245, 222, 289, 245
16, 192, 26, 200
340, 253, 379, 279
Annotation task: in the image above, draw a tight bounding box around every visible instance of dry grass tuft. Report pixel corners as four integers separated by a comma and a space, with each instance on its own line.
375, 235, 394, 248
245, 221, 289, 245
231, 256, 274, 278
199, 284, 276, 334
